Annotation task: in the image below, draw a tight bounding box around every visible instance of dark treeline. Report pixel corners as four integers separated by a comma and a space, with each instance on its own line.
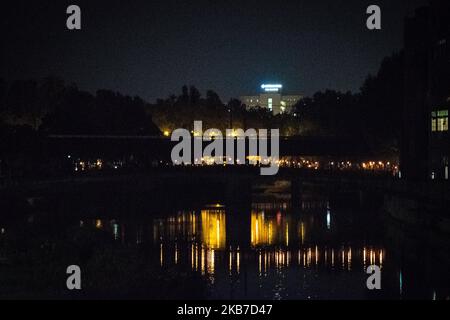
151, 86, 303, 136
0, 51, 403, 156
295, 51, 404, 156
142, 50, 404, 155
0, 77, 160, 136
359, 51, 404, 155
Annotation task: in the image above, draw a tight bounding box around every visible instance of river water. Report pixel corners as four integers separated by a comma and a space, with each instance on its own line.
0, 179, 448, 299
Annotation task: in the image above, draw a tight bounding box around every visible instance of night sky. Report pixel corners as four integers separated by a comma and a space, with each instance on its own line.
3, 0, 427, 102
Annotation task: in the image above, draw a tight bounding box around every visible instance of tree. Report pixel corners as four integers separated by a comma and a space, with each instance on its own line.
38, 76, 66, 115
178, 85, 189, 106
0, 79, 6, 118
360, 51, 404, 154
41, 86, 96, 134
295, 90, 360, 137
41, 86, 160, 135
205, 90, 223, 109
5, 79, 41, 129
189, 86, 201, 106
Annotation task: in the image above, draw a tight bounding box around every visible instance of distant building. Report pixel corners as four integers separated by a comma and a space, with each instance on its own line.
240, 84, 302, 115
401, 0, 450, 181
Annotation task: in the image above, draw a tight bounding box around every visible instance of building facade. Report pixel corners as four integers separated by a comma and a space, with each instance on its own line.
240, 84, 302, 115
401, 0, 450, 181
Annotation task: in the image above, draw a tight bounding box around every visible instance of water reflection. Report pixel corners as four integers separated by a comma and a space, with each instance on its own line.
89, 207, 389, 277
251, 210, 288, 247
201, 209, 226, 250
1, 187, 449, 300
81, 201, 396, 299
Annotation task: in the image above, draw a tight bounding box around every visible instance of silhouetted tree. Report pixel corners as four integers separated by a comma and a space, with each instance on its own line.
41, 86, 96, 134
189, 86, 201, 106
5, 79, 41, 129
0, 79, 6, 114
296, 90, 360, 137
38, 76, 66, 114
178, 85, 189, 106
360, 51, 404, 154
41, 86, 160, 135
205, 90, 223, 109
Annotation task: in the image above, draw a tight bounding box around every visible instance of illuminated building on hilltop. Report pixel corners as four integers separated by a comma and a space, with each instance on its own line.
240, 84, 303, 115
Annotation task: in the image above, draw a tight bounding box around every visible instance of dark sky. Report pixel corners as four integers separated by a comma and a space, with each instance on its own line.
3, 0, 427, 102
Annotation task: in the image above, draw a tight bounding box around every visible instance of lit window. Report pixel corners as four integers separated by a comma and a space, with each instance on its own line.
432, 119, 437, 132
268, 98, 273, 111
438, 118, 448, 131
431, 109, 448, 132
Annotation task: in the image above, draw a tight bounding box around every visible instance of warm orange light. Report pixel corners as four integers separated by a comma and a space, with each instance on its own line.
201, 209, 226, 249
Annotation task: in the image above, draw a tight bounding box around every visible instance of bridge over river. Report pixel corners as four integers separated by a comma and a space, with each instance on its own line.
43, 135, 372, 159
